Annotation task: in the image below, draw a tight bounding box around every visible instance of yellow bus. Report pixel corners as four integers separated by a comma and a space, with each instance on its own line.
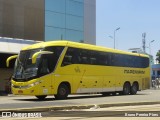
7, 41, 150, 100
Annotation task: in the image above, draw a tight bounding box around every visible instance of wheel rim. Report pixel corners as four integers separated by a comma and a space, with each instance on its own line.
55, 84, 69, 99
59, 87, 66, 96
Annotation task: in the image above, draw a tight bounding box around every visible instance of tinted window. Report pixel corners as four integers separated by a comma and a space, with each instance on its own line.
62, 47, 80, 66
38, 46, 64, 74
61, 47, 149, 68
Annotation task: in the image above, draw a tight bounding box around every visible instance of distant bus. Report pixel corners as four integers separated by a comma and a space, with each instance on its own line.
7, 41, 150, 100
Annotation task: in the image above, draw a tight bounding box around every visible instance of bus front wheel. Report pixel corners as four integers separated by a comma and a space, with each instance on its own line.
54, 84, 69, 100
122, 82, 131, 95
35, 95, 47, 100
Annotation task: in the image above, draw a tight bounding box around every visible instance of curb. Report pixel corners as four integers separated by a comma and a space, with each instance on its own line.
1, 101, 160, 112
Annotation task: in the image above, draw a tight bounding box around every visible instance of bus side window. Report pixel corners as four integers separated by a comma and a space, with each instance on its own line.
81, 57, 88, 64
62, 47, 80, 66
71, 49, 80, 64
62, 55, 72, 66
89, 51, 97, 65
98, 52, 108, 65
105, 53, 111, 66
44, 46, 64, 71
90, 57, 96, 65
80, 50, 89, 64
110, 54, 115, 66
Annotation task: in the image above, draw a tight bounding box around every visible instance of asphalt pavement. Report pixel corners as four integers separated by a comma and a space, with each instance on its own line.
0, 88, 160, 119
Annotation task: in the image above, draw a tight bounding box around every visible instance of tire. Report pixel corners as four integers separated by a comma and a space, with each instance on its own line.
122, 82, 131, 95
130, 83, 138, 95
54, 84, 69, 100
35, 95, 47, 100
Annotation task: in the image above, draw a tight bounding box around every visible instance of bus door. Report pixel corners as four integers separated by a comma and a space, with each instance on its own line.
60, 47, 96, 93
58, 47, 84, 94
37, 54, 53, 95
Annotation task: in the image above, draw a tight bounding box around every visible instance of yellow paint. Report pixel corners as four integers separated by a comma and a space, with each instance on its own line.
6, 55, 18, 67
10, 41, 150, 96
31, 51, 53, 64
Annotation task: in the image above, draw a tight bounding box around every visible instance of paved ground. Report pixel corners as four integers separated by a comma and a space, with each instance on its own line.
0, 89, 160, 111
1, 104, 160, 120
0, 88, 160, 119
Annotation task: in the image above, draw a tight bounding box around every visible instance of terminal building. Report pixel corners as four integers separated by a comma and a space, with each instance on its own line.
152, 64, 160, 79
0, 0, 96, 94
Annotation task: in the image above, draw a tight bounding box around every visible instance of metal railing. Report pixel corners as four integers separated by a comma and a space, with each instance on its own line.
152, 78, 160, 89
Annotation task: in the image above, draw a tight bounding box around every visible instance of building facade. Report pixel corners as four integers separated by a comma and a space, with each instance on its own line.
0, 0, 96, 44
0, 0, 96, 94
152, 64, 160, 79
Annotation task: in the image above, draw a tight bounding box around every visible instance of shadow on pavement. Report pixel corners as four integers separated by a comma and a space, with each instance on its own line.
12, 92, 147, 102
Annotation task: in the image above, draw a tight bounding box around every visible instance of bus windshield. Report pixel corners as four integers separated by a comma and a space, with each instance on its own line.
13, 46, 64, 81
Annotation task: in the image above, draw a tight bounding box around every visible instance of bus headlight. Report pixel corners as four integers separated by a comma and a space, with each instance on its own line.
12, 80, 42, 89
29, 81, 42, 87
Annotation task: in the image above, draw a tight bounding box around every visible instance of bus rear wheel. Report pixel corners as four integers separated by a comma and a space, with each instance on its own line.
35, 95, 47, 100
54, 84, 69, 100
122, 82, 131, 95
130, 82, 138, 95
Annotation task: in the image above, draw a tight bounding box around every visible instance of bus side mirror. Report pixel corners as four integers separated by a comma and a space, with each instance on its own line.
6, 55, 18, 67
32, 51, 53, 64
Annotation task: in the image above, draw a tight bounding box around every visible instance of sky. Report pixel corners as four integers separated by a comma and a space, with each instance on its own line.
96, 0, 160, 63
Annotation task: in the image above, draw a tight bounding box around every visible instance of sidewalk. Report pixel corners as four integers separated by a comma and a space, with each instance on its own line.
2, 104, 160, 120
1, 89, 160, 112
1, 96, 160, 112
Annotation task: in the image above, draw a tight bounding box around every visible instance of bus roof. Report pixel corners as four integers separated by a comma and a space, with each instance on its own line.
22, 40, 149, 58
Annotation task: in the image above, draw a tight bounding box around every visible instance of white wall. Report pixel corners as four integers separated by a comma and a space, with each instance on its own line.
0, 37, 39, 54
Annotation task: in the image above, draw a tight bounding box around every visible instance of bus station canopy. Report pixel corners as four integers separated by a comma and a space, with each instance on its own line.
0, 37, 39, 54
